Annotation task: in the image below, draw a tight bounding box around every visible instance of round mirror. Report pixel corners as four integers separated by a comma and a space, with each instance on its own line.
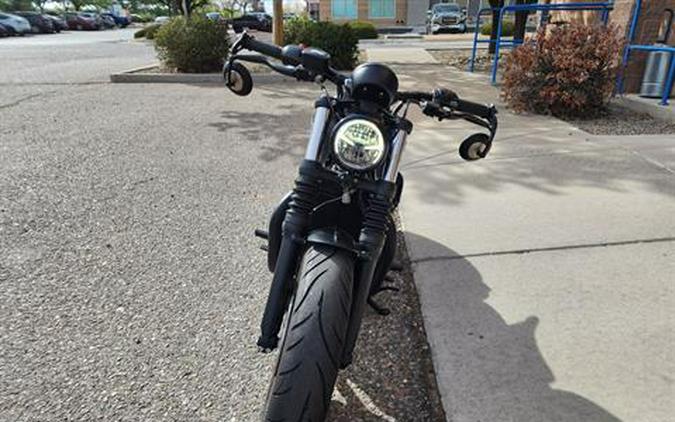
224, 62, 253, 96
459, 133, 491, 161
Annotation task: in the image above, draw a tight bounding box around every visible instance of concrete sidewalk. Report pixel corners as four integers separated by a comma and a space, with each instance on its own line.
395, 66, 675, 421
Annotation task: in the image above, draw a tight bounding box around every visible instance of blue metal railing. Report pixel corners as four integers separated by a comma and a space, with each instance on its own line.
468, 2, 614, 85
616, 0, 674, 106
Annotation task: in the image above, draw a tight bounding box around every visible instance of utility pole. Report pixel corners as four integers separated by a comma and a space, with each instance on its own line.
273, 0, 283, 45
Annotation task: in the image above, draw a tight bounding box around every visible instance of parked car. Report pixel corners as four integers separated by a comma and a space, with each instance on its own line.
98, 13, 116, 29
426, 2, 467, 34
154, 16, 170, 25
46, 14, 68, 32
13, 11, 55, 33
0, 22, 9, 37
65, 12, 100, 30
206, 12, 225, 22
101, 12, 130, 27
0, 12, 32, 35
79, 12, 105, 28
230, 12, 272, 33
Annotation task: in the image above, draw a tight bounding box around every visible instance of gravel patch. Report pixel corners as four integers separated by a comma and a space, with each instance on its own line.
561, 104, 675, 136
427, 49, 506, 73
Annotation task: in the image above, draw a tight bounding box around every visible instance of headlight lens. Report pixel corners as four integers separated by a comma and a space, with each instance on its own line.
333, 118, 385, 171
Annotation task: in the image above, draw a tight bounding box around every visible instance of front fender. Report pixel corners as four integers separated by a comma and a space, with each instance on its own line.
306, 228, 359, 256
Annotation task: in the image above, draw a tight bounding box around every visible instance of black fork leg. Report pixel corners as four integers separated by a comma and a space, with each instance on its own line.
340, 182, 396, 367
257, 160, 326, 351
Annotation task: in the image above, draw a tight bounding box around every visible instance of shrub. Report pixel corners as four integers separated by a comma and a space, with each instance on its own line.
154, 16, 230, 73
480, 20, 515, 37
145, 23, 161, 40
348, 21, 378, 39
501, 23, 624, 118
284, 17, 359, 70
134, 27, 146, 38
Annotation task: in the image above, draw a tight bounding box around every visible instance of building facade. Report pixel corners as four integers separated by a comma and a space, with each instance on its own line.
317, 0, 492, 28
610, 0, 675, 94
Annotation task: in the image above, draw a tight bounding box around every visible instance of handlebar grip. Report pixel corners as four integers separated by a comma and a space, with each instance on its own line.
454, 99, 494, 120
243, 37, 283, 60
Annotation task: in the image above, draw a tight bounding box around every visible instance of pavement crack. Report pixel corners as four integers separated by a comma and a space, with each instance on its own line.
628, 149, 675, 176
412, 236, 675, 262
0, 93, 47, 110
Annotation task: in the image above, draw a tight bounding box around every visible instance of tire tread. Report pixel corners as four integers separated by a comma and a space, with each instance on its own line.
264, 245, 353, 421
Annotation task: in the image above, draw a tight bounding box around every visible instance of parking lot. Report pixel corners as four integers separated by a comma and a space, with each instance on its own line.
0, 26, 444, 421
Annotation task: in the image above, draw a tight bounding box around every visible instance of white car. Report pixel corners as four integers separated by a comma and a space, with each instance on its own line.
154, 16, 170, 25
0, 12, 31, 35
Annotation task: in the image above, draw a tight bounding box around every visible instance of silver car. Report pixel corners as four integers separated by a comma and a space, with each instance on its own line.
427, 3, 467, 34
0, 12, 31, 35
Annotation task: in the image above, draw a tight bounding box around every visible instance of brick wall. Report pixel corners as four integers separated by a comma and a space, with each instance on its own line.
610, 0, 675, 93
320, 0, 408, 26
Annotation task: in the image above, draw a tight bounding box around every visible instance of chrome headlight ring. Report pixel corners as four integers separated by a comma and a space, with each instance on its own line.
332, 117, 386, 171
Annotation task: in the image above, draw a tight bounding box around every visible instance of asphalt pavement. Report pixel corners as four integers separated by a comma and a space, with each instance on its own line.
0, 29, 443, 420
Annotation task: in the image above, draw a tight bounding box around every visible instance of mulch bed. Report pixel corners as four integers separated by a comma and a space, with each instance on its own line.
562, 104, 675, 136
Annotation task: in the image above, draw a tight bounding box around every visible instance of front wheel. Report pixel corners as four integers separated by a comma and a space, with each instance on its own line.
264, 245, 354, 421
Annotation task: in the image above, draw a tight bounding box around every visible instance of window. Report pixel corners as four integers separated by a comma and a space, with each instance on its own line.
332, 0, 357, 19
369, 0, 395, 18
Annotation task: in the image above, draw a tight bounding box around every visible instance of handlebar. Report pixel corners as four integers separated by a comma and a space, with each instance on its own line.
226, 33, 497, 144
397, 89, 496, 122
455, 98, 494, 120
241, 36, 285, 62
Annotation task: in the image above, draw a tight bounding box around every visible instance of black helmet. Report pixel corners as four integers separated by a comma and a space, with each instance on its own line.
350, 62, 399, 107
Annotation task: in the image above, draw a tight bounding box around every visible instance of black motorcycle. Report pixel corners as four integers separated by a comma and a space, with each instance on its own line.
223, 32, 498, 421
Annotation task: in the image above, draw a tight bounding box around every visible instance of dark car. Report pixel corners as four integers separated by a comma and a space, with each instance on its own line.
46, 14, 68, 32
14, 11, 55, 33
0, 22, 9, 37
98, 13, 116, 29
65, 12, 100, 30
230, 12, 272, 33
101, 12, 130, 27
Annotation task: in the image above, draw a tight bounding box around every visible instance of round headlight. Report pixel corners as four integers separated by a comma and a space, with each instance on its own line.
333, 118, 385, 171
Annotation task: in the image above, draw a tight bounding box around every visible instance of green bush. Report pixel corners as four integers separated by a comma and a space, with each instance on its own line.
348, 21, 378, 39
145, 23, 161, 40
480, 21, 515, 37
154, 16, 230, 73
284, 17, 358, 70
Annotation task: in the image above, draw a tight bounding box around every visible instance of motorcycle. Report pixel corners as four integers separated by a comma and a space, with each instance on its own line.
223, 32, 498, 421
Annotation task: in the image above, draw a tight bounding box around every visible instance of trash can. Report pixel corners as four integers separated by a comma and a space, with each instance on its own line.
640, 9, 674, 98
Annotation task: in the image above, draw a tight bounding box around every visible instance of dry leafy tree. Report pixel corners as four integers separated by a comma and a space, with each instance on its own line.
501, 23, 625, 118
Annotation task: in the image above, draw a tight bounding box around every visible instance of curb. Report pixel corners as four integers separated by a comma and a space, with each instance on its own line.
110, 65, 291, 84
616, 95, 675, 124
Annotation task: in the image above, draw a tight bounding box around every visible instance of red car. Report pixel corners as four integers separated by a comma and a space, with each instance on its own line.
65, 12, 100, 30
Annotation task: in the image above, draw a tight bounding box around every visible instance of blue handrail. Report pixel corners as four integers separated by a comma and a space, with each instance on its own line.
468, 2, 614, 85
616, 0, 674, 106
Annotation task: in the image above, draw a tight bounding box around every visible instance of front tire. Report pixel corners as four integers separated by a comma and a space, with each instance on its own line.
264, 245, 354, 421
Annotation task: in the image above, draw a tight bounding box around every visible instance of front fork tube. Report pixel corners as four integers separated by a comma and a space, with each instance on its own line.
257, 98, 330, 351
341, 129, 408, 367
340, 194, 393, 367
